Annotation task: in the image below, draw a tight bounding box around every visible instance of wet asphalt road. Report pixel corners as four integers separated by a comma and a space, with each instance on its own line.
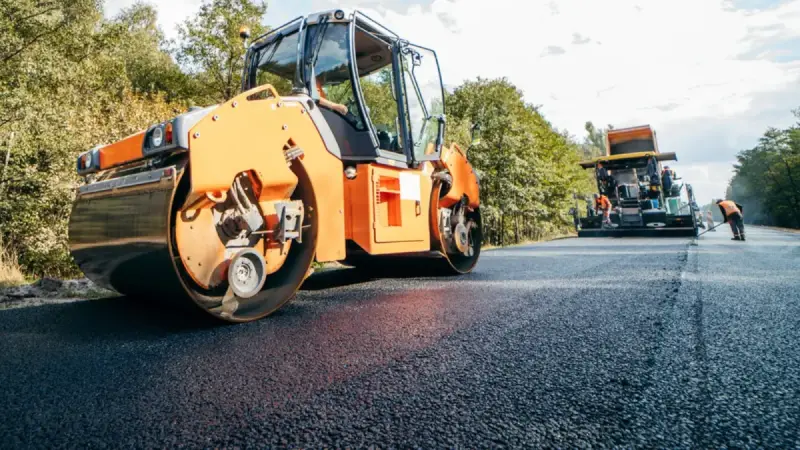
1, 227, 799, 448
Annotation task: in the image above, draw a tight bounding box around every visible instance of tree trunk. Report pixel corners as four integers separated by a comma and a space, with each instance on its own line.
500, 213, 505, 246
1, 132, 15, 193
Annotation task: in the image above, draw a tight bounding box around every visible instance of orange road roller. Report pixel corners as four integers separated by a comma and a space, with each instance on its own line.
68, 10, 482, 322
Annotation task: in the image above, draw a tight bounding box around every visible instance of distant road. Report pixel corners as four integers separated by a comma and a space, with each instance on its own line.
1, 227, 799, 448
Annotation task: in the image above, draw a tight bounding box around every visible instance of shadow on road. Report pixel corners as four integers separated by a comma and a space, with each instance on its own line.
302, 260, 462, 291
0, 266, 455, 339
0, 294, 223, 342
300, 267, 376, 291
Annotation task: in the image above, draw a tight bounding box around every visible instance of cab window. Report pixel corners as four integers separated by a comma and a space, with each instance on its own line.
305, 23, 364, 130
399, 45, 444, 160
354, 26, 402, 153
359, 67, 401, 152
251, 31, 299, 96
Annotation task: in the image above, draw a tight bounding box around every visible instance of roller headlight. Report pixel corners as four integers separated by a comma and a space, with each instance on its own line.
151, 126, 164, 147
79, 153, 91, 169
76, 147, 100, 175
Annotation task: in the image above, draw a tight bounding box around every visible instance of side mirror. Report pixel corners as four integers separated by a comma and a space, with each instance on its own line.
470, 123, 482, 148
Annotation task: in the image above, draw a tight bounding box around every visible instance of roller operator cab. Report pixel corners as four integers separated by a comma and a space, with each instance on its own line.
573, 125, 700, 238
68, 10, 482, 323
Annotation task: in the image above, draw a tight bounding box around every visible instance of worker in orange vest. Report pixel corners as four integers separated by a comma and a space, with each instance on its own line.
594, 193, 612, 227
716, 199, 745, 241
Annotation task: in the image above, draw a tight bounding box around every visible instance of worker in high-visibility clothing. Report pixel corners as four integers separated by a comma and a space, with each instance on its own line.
594, 193, 612, 227
716, 199, 745, 241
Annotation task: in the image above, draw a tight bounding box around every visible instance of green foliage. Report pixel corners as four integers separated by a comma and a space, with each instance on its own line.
359, 69, 398, 130
176, 0, 268, 103
581, 121, 613, 159
727, 108, 800, 228
101, 3, 195, 101
0, 0, 183, 277
446, 78, 594, 245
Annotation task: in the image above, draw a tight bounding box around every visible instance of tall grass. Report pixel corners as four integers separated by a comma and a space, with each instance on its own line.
0, 239, 26, 288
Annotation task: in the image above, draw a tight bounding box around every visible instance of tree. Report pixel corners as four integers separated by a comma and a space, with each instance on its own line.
726, 108, 800, 228
0, 0, 183, 276
176, 0, 268, 103
581, 121, 613, 159
447, 78, 593, 245
101, 3, 195, 102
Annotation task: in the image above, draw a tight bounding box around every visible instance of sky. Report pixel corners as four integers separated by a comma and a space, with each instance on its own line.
105, 0, 800, 205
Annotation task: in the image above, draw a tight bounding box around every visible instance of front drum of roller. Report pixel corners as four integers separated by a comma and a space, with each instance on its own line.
68, 162, 319, 323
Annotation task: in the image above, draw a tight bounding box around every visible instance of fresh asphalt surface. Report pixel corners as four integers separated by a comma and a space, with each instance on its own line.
1, 227, 799, 448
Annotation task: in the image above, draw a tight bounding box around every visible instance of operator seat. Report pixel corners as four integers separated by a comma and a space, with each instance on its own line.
377, 130, 392, 150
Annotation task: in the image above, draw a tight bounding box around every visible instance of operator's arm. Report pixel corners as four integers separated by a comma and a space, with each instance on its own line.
718, 204, 728, 222
736, 203, 743, 215
318, 97, 348, 115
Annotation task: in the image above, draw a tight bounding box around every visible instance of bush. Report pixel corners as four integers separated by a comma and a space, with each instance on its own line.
0, 238, 26, 288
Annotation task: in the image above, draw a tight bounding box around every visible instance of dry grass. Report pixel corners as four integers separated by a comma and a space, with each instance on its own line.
0, 242, 26, 289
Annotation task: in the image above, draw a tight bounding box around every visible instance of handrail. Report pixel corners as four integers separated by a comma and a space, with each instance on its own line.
250, 16, 304, 48
355, 10, 399, 39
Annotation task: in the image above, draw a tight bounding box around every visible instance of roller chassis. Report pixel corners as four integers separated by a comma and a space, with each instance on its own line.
67, 10, 482, 323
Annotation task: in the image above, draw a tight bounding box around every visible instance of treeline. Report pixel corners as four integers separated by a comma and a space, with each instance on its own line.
727, 108, 800, 228
0, 0, 595, 277
445, 81, 594, 245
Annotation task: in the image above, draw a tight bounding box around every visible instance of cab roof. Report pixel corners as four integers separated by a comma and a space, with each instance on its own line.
250, 9, 399, 49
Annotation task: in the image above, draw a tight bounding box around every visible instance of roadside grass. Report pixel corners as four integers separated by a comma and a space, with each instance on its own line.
481, 232, 576, 251
760, 225, 800, 234
0, 242, 26, 289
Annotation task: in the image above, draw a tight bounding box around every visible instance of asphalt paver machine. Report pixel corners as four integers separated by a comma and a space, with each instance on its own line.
68, 10, 482, 322
574, 125, 699, 237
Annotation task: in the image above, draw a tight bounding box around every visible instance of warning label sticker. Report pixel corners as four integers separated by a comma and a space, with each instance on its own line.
399, 172, 421, 201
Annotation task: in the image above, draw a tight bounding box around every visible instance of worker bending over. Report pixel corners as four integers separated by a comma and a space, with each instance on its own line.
716, 199, 745, 241
594, 193, 612, 227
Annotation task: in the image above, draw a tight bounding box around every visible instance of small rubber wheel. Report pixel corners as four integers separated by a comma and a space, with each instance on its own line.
227, 249, 267, 299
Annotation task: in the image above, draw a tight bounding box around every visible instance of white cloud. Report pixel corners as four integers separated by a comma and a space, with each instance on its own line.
353, 0, 800, 203
105, 0, 204, 39
104, 0, 800, 204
